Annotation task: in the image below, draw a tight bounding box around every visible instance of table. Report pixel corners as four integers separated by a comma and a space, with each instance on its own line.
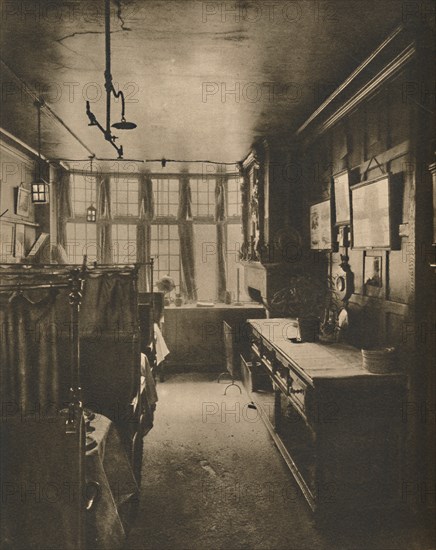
244, 318, 407, 514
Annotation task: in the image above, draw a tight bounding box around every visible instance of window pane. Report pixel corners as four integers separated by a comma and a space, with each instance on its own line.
151, 223, 180, 294
227, 176, 242, 217
66, 222, 97, 264
155, 178, 179, 219
159, 257, 169, 272
111, 178, 138, 217
169, 240, 179, 255
112, 223, 137, 263
71, 173, 96, 217
169, 256, 179, 271
191, 178, 215, 218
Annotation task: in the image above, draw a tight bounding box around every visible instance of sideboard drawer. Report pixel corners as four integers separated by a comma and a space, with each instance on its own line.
287, 369, 307, 415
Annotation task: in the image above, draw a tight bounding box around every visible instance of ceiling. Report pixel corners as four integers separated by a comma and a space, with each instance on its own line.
0, 0, 406, 169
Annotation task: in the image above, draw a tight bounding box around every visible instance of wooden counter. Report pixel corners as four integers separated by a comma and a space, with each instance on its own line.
243, 318, 407, 515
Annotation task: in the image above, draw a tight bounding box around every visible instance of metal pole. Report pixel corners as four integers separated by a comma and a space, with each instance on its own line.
69, 269, 83, 403
105, 0, 111, 136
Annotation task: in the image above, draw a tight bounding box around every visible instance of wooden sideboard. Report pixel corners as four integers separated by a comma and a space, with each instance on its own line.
243, 318, 407, 515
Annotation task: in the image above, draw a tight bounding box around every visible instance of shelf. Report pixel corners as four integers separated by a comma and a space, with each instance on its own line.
0, 215, 39, 227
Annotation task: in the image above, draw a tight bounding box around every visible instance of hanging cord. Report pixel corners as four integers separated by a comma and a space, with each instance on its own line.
36, 99, 42, 180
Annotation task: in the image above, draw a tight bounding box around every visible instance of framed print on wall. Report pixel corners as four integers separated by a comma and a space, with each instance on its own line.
364, 255, 382, 287
310, 200, 332, 250
16, 186, 30, 217
351, 174, 391, 249
333, 170, 351, 225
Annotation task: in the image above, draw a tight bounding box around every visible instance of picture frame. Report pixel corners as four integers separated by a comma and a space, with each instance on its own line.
333, 170, 351, 225
16, 186, 30, 217
351, 174, 392, 249
364, 255, 382, 287
310, 199, 332, 250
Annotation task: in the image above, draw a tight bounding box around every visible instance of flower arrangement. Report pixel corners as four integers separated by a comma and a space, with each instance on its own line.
156, 275, 176, 305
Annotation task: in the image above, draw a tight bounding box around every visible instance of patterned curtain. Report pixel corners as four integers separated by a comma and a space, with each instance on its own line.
98, 175, 112, 264
177, 174, 197, 301
215, 176, 227, 301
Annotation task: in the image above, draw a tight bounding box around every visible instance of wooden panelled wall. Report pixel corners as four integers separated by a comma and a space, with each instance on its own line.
301, 68, 415, 352
296, 51, 435, 503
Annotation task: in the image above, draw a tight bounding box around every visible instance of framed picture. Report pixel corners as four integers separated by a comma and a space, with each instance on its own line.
351, 174, 391, 249
310, 200, 332, 250
364, 255, 382, 287
16, 187, 30, 217
333, 170, 350, 225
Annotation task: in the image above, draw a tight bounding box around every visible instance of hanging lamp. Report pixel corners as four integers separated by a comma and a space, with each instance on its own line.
31, 99, 49, 204
86, 156, 97, 222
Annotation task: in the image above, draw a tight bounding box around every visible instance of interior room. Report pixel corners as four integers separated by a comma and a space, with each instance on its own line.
0, 1, 435, 548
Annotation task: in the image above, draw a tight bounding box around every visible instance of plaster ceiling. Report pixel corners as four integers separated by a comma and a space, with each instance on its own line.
0, 0, 405, 168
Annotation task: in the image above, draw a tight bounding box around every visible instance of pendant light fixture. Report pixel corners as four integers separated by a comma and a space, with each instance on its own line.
31, 99, 49, 204
85, 0, 137, 159
86, 155, 97, 223
86, 204, 97, 223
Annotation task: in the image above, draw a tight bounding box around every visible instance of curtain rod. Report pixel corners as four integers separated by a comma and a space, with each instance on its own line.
0, 282, 71, 291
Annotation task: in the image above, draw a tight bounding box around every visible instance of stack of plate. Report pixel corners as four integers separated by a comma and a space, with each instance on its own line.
361, 347, 396, 373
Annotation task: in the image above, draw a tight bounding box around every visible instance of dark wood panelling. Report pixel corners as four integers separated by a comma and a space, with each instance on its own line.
348, 107, 365, 169
388, 250, 412, 304
299, 63, 416, 355
388, 72, 413, 147
365, 90, 389, 160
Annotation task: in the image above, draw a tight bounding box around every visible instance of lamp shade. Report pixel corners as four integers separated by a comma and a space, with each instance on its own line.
86, 204, 97, 223
31, 179, 49, 204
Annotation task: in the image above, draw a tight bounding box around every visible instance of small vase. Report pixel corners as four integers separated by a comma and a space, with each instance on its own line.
175, 294, 183, 307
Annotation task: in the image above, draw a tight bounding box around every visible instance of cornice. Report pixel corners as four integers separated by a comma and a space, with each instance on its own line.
296, 23, 417, 140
